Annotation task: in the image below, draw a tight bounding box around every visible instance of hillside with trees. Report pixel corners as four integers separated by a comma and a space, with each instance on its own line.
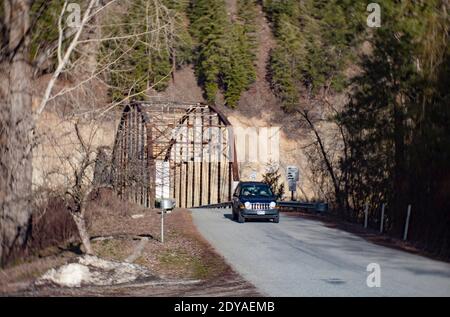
338, 1, 450, 255
0, 0, 449, 270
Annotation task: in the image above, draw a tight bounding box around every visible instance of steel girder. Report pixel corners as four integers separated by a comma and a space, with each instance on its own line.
111, 101, 239, 208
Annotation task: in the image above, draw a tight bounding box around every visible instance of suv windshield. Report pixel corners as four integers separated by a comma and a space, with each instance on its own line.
240, 184, 273, 197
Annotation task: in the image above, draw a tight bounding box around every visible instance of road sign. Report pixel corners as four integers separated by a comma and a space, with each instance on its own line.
286, 166, 299, 182
287, 166, 299, 200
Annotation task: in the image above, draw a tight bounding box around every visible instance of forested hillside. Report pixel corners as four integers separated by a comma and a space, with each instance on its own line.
91, 0, 257, 106
1, 0, 449, 267
338, 1, 449, 251
263, 0, 366, 111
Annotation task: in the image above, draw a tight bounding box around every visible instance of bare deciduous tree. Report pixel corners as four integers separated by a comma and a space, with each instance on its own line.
1, 0, 180, 265
294, 84, 350, 214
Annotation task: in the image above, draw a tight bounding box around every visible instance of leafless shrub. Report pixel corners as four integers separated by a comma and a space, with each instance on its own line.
27, 195, 79, 254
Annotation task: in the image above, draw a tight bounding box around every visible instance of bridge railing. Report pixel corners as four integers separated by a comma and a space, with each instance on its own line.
192, 201, 328, 213
277, 201, 328, 213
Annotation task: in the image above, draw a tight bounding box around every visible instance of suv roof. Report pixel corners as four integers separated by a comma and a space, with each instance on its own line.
238, 181, 268, 185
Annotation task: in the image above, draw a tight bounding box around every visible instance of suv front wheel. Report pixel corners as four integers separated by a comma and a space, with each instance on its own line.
238, 212, 245, 223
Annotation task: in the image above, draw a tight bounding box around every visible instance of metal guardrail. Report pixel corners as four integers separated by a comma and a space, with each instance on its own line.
277, 201, 328, 213
192, 202, 232, 209
193, 201, 328, 212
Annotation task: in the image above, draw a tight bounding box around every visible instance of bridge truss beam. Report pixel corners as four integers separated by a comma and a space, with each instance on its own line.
112, 101, 239, 208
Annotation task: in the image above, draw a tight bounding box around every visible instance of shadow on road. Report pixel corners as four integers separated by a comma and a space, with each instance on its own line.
223, 213, 272, 223
223, 213, 234, 221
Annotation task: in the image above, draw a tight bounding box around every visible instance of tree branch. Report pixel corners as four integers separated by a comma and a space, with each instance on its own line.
35, 0, 98, 118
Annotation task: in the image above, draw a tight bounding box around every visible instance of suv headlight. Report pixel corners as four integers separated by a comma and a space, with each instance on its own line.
269, 201, 276, 209
244, 202, 251, 209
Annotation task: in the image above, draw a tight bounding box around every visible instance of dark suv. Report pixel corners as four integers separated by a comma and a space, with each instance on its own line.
231, 181, 279, 223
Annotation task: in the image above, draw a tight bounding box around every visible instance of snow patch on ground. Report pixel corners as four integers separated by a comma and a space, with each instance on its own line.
38, 263, 91, 288
36, 255, 156, 288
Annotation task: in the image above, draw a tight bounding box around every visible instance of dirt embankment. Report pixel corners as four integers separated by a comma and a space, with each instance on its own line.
33, 111, 118, 190
0, 191, 260, 296
155, 3, 317, 198
31, 66, 119, 190
218, 3, 316, 198
164, 2, 348, 200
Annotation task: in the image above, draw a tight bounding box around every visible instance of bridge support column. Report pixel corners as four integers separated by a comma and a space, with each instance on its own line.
147, 122, 156, 208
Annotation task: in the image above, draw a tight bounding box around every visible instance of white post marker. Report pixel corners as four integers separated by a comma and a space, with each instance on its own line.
364, 203, 369, 229
403, 204, 412, 241
160, 198, 175, 243
380, 203, 385, 233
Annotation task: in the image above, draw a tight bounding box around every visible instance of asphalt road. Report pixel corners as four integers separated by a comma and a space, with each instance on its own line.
191, 209, 450, 297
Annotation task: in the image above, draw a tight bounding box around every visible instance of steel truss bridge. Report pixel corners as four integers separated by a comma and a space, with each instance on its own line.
111, 101, 239, 208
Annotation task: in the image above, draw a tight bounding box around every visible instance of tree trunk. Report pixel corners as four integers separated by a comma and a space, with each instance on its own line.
71, 211, 93, 255
392, 94, 407, 236
0, 0, 33, 267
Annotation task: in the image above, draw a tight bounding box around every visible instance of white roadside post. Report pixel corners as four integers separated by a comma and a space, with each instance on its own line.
160, 198, 175, 243
364, 203, 369, 229
380, 203, 385, 233
403, 204, 412, 241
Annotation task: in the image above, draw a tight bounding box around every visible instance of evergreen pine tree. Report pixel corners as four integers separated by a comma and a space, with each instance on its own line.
264, 0, 365, 110
189, 0, 256, 107
338, 0, 450, 247
101, 0, 192, 101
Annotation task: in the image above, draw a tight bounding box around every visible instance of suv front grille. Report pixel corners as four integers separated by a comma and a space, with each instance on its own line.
251, 203, 270, 210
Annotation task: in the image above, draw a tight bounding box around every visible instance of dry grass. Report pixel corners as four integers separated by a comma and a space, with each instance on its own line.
1, 190, 260, 296
87, 191, 228, 281
91, 239, 137, 262
136, 210, 228, 280
0, 252, 77, 294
